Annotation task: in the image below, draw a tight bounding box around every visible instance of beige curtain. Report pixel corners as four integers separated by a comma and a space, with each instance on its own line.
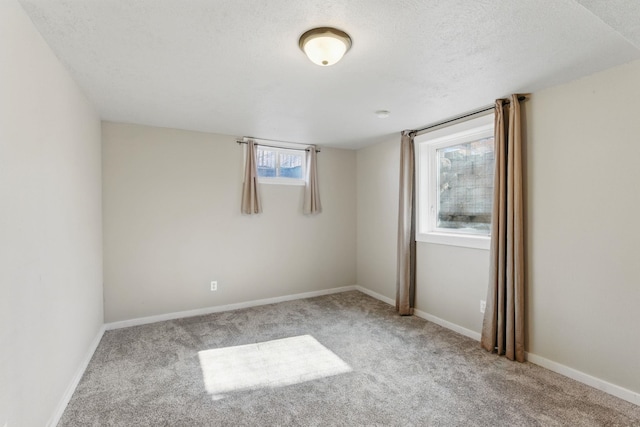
396, 131, 416, 316
303, 146, 322, 215
241, 139, 262, 214
481, 94, 525, 362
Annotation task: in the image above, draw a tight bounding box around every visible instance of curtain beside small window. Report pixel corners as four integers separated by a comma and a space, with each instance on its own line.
242, 140, 321, 215
481, 94, 525, 362
303, 146, 322, 215
241, 139, 262, 215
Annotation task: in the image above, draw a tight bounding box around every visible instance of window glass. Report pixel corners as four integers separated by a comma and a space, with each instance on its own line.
257, 149, 276, 177
278, 152, 303, 179
254, 146, 306, 184
436, 137, 494, 233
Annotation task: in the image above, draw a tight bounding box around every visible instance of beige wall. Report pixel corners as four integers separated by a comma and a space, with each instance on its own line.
0, 1, 104, 426
357, 59, 640, 396
415, 245, 488, 333
102, 123, 357, 322
356, 137, 489, 334
526, 60, 640, 394
356, 139, 399, 298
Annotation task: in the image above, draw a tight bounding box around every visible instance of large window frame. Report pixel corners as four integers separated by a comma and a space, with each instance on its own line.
416, 113, 495, 250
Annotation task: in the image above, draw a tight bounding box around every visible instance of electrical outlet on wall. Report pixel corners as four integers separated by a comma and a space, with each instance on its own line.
480, 300, 486, 313
210, 281, 217, 291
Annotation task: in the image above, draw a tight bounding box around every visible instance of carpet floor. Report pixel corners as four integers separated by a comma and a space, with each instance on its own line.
59, 291, 640, 426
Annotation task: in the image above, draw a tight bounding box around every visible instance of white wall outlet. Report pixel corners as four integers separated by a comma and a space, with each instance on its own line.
480, 300, 486, 314
210, 281, 217, 291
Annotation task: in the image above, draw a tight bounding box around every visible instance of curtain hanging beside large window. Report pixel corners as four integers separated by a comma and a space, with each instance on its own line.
396, 130, 416, 315
241, 139, 262, 214
481, 94, 525, 362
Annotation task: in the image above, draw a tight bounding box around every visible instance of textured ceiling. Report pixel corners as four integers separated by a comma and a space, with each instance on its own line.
17, 0, 640, 148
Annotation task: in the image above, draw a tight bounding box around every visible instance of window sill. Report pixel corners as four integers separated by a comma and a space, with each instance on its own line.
258, 178, 305, 186
416, 232, 490, 250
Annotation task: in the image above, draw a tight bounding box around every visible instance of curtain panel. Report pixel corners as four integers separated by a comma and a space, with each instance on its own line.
396, 130, 416, 315
303, 146, 322, 215
481, 94, 525, 362
241, 139, 262, 215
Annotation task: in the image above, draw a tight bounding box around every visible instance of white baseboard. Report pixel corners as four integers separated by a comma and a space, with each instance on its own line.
355, 284, 639, 407
412, 309, 482, 341
354, 285, 395, 305
48, 325, 105, 427
354, 285, 481, 341
525, 352, 640, 406
105, 285, 358, 330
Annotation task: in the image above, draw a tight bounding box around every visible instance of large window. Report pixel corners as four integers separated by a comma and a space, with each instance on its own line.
255, 146, 306, 185
416, 113, 495, 249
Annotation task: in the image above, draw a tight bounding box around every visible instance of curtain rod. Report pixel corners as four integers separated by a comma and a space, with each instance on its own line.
236, 137, 321, 153
411, 95, 527, 135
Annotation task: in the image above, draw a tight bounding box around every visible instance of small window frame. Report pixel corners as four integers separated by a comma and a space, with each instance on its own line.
243, 141, 308, 186
415, 113, 495, 250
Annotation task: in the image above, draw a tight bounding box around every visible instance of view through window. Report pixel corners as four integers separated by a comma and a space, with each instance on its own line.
436, 136, 494, 232
256, 147, 305, 182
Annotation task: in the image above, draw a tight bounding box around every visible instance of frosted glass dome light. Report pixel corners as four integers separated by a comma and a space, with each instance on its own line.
299, 27, 352, 66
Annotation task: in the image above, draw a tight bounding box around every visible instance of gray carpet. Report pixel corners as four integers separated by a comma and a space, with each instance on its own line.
59, 291, 640, 426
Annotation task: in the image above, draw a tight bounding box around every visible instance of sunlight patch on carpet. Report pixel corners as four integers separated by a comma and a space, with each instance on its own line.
198, 335, 352, 399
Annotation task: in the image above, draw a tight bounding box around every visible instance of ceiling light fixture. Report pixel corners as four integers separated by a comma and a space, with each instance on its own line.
299, 27, 352, 66
375, 110, 391, 119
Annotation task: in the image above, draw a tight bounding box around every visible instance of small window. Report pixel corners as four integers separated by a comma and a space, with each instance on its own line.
256, 146, 306, 185
416, 113, 495, 249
